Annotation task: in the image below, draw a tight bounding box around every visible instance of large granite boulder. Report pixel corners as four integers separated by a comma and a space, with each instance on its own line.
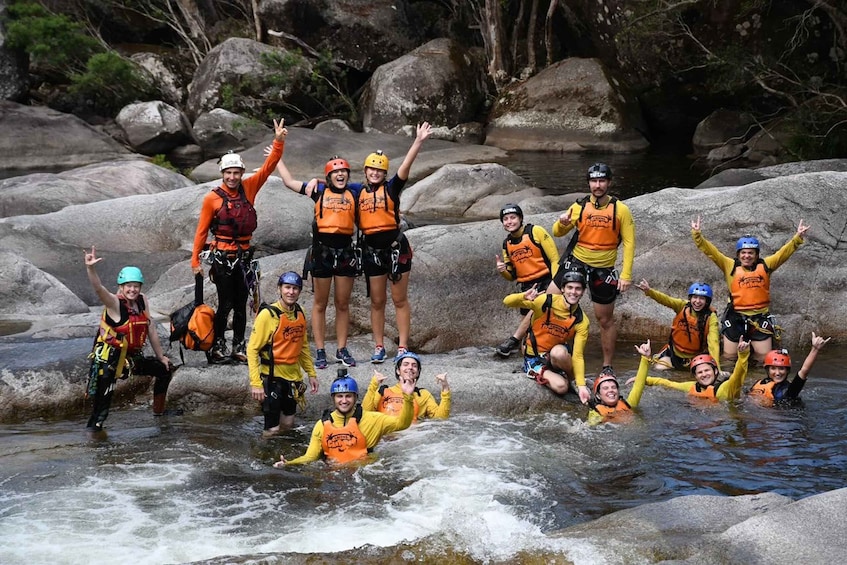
0, 101, 134, 176
115, 100, 194, 155
485, 58, 650, 152
0, 159, 193, 217
359, 38, 487, 135
192, 108, 271, 157
0, 252, 88, 316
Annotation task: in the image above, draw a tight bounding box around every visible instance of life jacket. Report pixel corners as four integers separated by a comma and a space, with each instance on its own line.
258, 303, 307, 376
687, 382, 718, 400
574, 196, 620, 251
591, 398, 632, 419
211, 185, 257, 247
729, 259, 771, 312
315, 186, 356, 236
526, 295, 582, 356
377, 384, 421, 422
669, 304, 713, 356
97, 295, 149, 354
357, 183, 399, 235
321, 404, 370, 463
749, 378, 779, 401
503, 224, 552, 282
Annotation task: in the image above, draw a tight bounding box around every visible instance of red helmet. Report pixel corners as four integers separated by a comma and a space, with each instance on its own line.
690, 354, 718, 375
763, 350, 791, 368
593, 373, 619, 397
324, 156, 350, 177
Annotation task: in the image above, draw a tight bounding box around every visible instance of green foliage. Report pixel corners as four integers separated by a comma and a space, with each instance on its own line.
69, 51, 155, 115
5, 1, 99, 77
149, 154, 178, 172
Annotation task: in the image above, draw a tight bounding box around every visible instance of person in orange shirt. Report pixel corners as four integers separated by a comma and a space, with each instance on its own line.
191, 119, 287, 364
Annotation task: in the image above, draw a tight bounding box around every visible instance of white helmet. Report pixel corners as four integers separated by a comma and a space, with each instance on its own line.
219, 152, 245, 171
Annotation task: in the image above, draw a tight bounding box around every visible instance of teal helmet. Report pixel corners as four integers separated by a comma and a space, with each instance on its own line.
117, 266, 144, 285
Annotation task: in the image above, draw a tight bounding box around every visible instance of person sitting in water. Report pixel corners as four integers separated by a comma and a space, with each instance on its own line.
587, 341, 650, 425
362, 351, 450, 422
273, 370, 415, 466
748, 332, 831, 406
504, 270, 591, 404
634, 279, 721, 372
629, 337, 751, 402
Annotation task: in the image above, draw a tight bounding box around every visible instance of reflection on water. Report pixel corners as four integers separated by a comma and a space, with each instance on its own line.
1, 356, 846, 564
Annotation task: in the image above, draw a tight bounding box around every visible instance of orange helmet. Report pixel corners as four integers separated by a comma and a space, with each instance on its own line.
690, 354, 718, 375
593, 373, 619, 397
324, 156, 350, 177
763, 350, 791, 368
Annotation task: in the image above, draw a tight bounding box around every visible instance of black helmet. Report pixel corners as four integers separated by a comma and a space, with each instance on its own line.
499, 204, 523, 222
559, 269, 586, 288
587, 163, 612, 181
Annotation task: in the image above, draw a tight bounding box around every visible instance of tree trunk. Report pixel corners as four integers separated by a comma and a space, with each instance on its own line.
545, 0, 559, 66
526, 0, 540, 72
482, 0, 509, 88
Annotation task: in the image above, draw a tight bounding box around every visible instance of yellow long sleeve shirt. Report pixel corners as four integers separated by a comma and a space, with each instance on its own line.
246, 300, 316, 389
645, 348, 750, 401
362, 378, 451, 420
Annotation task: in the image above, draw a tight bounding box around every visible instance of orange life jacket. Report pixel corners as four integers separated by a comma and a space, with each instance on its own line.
357, 183, 399, 235
729, 260, 771, 312
377, 384, 421, 422
669, 305, 713, 356
315, 187, 356, 235
98, 295, 150, 354
211, 186, 257, 248
526, 295, 582, 356
259, 303, 307, 374
575, 197, 620, 251
687, 382, 718, 400
592, 398, 632, 421
321, 405, 370, 463
749, 378, 777, 401
503, 224, 552, 282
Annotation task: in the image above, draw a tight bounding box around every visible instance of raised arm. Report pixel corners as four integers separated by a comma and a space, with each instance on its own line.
797, 331, 830, 380
396, 122, 432, 180
84, 247, 120, 319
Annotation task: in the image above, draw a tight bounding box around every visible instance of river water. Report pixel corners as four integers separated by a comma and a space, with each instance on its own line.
2, 347, 845, 564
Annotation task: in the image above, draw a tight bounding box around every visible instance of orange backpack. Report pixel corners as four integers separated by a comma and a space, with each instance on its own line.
170, 274, 216, 355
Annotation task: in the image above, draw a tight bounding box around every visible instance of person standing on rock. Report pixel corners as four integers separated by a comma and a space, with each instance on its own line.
83, 247, 174, 431
362, 351, 450, 421
272, 144, 361, 370
192, 118, 287, 365
634, 280, 722, 373
548, 163, 636, 379
690, 215, 809, 364
494, 203, 560, 358
357, 122, 432, 364
503, 270, 591, 404
273, 371, 415, 466
246, 271, 318, 437
748, 332, 830, 406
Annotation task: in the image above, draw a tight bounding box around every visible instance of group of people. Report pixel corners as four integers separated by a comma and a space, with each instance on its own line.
495, 162, 829, 421
81, 119, 828, 454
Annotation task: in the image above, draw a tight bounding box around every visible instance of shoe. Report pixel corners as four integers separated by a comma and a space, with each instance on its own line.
231, 340, 247, 363
371, 345, 387, 364
315, 349, 328, 370
336, 347, 356, 367
210, 338, 230, 364
495, 336, 520, 357
394, 346, 408, 361
599, 365, 616, 377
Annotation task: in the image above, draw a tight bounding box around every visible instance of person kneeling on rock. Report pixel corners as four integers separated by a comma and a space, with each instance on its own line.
83, 247, 174, 431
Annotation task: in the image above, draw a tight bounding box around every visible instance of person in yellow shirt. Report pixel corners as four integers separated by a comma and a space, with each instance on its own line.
633, 337, 751, 402
691, 215, 809, 363
495, 203, 560, 357
246, 271, 317, 437
274, 372, 415, 466
634, 280, 721, 372
548, 163, 635, 378
504, 270, 591, 404
362, 351, 450, 421
587, 340, 649, 425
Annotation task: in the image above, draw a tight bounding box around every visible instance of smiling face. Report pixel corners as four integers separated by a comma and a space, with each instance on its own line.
119, 282, 142, 300
396, 358, 420, 381
690, 295, 707, 311
278, 283, 301, 307
597, 379, 620, 406
737, 248, 759, 268
766, 365, 790, 383
588, 178, 611, 199
327, 168, 349, 190
692, 362, 717, 387
365, 166, 386, 185
563, 281, 585, 305
222, 168, 244, 190
332, 392, 357, 415
501, 212, 522, 233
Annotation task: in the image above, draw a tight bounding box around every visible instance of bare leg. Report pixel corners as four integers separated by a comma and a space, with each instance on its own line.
593, 302, 617, 367
390, 272, 411, 348
312, 277, 332, 349
369, 274, 389, 347
333, 275, 355, 348
750, 337, 773, 364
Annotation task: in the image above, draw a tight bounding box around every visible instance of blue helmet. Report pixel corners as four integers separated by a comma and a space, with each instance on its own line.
278, 271, 303, 288
736, 235, 760, 252
687, 282, 713, 299
395, 351, 422, 377
330, 376, 358, 395
117, 266, 144, 285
